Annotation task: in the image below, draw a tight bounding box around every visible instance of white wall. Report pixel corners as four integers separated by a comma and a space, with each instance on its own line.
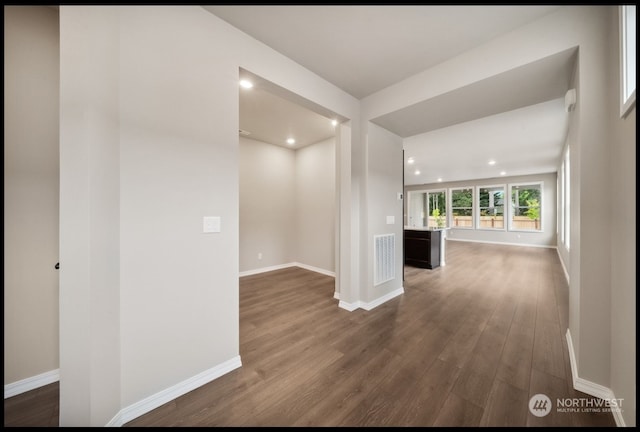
3, 5, 60, 388
239, 137, 296, 272
58, 5, 359, 425
295, 138, 336, 273
405, 173, 558, 248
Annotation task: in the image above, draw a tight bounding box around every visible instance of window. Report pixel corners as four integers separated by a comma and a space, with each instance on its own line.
406, 189, 447, 228
509, 182, 543, 232
450, 187, 474, 229
620, 5, 636, 117
478, 185, 505, 230
427, 190, 447, 228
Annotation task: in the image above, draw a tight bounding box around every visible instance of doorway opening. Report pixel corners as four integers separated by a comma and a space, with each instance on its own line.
237, 68, 348, 305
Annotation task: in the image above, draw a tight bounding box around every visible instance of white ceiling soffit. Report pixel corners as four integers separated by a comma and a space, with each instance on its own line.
205, 5, 561, 99
403, 97, 569, 186
372, 48, 578, 138
239, 69, 341, 149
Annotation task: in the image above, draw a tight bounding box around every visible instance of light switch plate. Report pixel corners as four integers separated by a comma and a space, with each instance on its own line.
203, 216, 221, 233
386, 216, 395, 225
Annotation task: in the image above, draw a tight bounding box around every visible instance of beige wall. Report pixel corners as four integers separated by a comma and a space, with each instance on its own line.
608, 7, 636, 427
556, 60, 579, 285
58, 5, 359, 426
59, 6, 122, 425
295, 138, 336, 273
8, 4, 634, 427
365, 123, 404, 303
571, 7, 612, 390
4, 6, 60, 387
239, 136, 336, 274
363, 5, 635, 425
239, 137, 296, 272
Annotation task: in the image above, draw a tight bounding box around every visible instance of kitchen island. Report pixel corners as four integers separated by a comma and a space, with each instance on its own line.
404, 227, 448, 269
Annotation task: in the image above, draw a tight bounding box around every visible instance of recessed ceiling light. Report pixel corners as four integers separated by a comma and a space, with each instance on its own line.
407, 157, 415, 164
331, 119, 338, 127
239, 79, 253, 89
437, 178, 443, 182
414, 169, 421, 175
488, 160, 496, 165
500, 171, 506, 176
286, 138, 296, 145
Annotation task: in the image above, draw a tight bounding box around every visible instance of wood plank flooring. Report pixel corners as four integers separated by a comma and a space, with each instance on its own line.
4, 241, 617, 427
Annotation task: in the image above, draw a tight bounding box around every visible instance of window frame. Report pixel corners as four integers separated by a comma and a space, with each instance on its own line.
476, 184, 506, 231
564, 149, 570, 249
508, 181, 544, 233
620, 5, 636, 118
406, 189, 428, 228
559, 159, 565, 244
449, 186, 475, 229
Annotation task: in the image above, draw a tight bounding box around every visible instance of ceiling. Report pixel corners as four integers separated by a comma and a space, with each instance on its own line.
238, 69, 340, 149
204, 5, 576, 185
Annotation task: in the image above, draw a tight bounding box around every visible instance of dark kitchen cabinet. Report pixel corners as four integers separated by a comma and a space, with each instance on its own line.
404, 229, 441, 269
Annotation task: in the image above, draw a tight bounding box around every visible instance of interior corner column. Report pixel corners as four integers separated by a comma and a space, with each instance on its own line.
59, 6, 121, 426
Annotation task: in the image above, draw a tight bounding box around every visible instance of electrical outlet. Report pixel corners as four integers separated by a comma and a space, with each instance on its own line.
258, 252, 262, 260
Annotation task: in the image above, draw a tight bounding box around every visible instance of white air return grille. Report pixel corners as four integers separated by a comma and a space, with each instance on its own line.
374, 233, 395, 286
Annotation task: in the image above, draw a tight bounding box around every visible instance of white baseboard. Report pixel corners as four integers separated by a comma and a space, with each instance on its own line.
338, 287, 404, 312
4, 369, 59, 399
333, 291, 340, 300
446, 237, 556, 249
293, 262, 335, 277
611, 402, 627, 427
565, 329, 626, 427
239, 262, 296, 277
239, 262, 335, 278
107, 356, 242, 427
361, 287, 404, 311
338, 300, 360, 311
556, 248, 570, 284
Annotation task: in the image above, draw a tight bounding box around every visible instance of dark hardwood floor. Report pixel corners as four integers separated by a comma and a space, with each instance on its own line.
4, 241, 617, 427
